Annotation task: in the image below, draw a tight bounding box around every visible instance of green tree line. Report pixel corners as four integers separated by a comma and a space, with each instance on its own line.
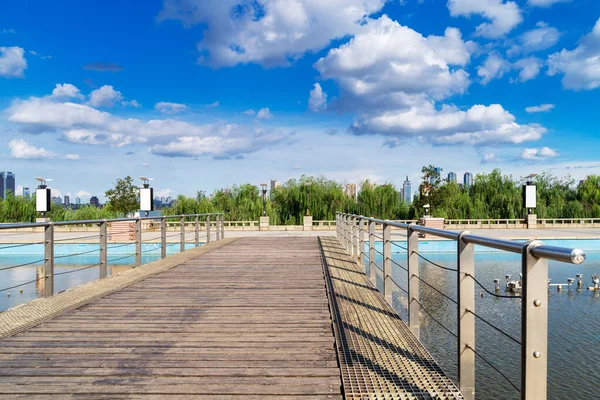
1, 170, 600, 223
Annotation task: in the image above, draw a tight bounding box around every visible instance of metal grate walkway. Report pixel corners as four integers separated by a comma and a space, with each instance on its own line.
320, 236, 464, 400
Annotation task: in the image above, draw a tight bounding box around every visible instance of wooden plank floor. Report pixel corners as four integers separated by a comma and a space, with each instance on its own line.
0, 237, 342, 399
320, 236, 463, 400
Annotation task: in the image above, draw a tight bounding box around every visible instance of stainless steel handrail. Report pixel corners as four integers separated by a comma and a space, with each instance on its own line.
0, 213, 224, 229
345, 213, 585, 265
336, 211, 587, 400
0, 213, 226, 303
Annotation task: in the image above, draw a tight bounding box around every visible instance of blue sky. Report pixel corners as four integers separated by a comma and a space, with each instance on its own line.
1, 0, 599, 201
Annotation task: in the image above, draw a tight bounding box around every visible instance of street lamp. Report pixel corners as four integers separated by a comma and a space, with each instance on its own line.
260, 183, 268, 216
306, 186, 311, 216
139, 176, 154, 217
523, 173, 537, 215
423, 204, 430, 217
34, 177, 52, 218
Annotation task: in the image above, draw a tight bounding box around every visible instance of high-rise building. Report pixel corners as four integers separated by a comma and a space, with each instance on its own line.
344, 184, 357, 200
0, 171, 16, 199
52, 196, 62, 205
402, 176, 411, 204
447, 172, 457, 184
464, 172, 473, 189
76, 197, 81, 205
270, 179, 280, 199
434, 167, 442, 185
23, 187, 31, 200
90, 196, 100, 207
64, 195, 70, 206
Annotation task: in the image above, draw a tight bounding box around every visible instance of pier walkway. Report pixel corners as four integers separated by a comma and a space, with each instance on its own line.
0, 237, 461, 399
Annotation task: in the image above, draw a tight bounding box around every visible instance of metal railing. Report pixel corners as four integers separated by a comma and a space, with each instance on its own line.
0, 213, 225, 299
336, 212, 586, 400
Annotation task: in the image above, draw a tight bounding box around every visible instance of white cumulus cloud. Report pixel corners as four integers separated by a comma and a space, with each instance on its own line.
256, 108, 273, 119
6, 85, 293, 158
64, 153, 80, 160
155, 102, 188, 113
528, 0, 570, 7
308, 83, 327, 111
478, 53, 511, 84
87, 85, 124, 108
315, 16, 474, 106
548, 18, 600, 90
8, 139, 55, 159
158, 0, 388, 67
513, 56, 542, 82
520, 146, 558, 160
525, 104, 555, 113
447, 0, 522, 38
0, 46, 27, 78
351, 102, 547, 146
51, 83, 83, 99
508, 22, 561, 56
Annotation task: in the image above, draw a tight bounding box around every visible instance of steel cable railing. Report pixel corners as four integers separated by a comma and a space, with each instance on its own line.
54, 263, 102, 276
466, 309, 521, 345
0, 276, 48, 293
466, 344, 521, 392
467, 272, 520, 299
0, 213, 225, 309
413, 250, 458, 272
54, 248, 99, 259
412, 273, 457, 305
390, 258, 408, 273
54, 234, 101, 242
0, 258, 46, 272
336, 212, 587, 399
413, 297, 457, 339
0, 242, 45, 250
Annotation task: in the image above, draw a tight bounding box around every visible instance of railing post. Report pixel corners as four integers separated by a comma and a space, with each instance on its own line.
383, 221, 392, 305
359, 218, 365, 272
221, 214, 225, 239
99, 220, 107, 279
336, 213, 339, 239
43, 222, 54, 297
458, 231, 475, 400
206, 215, 211, 243
407, 224, 420, 338
350, 216, 356, 260
352, 217, 360, 262
345, 215, 351, 253
521, 240, 548, 400
216, 215, 221, 240
135, 218, 142, 267
180, 216, 185, 252
160, 217, 166, 259
369, 219, 376, 284
194, 215, 199, 247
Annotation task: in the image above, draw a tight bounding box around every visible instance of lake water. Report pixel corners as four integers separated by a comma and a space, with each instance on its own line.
0, 239, 598, 399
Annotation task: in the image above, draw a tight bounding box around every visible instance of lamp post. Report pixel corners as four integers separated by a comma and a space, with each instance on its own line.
34, 177, 52, 221
260, 183, 268, 216
139, 176, 154, 217
423, 204, 430, 217
306, 186, 311, 216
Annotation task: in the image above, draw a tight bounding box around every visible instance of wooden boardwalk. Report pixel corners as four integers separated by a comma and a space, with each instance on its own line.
0, 236, 462, 399
0, 237, 341, 399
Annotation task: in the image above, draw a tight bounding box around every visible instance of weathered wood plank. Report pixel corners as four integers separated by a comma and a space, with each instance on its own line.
0, 237, 342, 398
